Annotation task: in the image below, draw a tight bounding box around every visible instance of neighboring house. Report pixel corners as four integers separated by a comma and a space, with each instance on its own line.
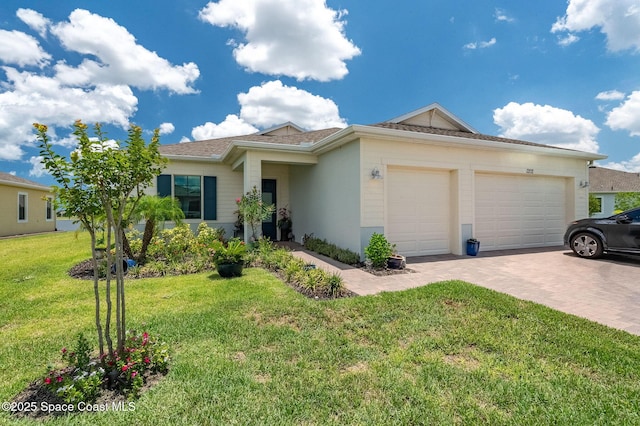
0, 172, 55, 237
154, 103, 605, 257
588, 166, 640, 218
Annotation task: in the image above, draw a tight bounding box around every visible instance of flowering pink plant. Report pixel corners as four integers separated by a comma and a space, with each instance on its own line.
43, 330, 170, 403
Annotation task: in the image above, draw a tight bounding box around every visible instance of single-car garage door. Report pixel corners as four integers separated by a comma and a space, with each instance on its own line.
475, 173, 567, 251
387, 167, 450, 256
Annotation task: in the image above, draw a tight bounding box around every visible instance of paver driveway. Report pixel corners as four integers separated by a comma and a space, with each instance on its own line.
292, 246, 640, 336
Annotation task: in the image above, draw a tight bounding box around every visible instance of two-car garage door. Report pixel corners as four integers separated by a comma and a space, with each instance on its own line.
475, 173, 567, 251
386, 167, 568, 256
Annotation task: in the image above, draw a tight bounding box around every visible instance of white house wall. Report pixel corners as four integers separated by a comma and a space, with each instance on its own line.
290, 141, 361, 254
360, 136, 589, 255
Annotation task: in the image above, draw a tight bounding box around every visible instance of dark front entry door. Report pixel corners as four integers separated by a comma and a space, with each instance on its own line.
261, 179, 277, 240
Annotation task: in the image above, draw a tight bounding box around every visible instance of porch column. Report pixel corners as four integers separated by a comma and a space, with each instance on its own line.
242, 151, 263, 241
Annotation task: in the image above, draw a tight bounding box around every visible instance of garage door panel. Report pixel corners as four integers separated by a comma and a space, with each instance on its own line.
388, 168, 450, 256
475, 174, 567, 251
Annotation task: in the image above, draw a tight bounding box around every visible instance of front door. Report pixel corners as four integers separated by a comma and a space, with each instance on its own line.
261, 179, 277, 240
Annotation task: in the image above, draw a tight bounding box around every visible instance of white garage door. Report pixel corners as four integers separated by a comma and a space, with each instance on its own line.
387, 167, 450, 256
475, 173, 567, 251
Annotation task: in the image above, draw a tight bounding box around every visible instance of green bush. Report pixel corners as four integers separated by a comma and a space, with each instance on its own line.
302, 234, 360, 265
44, 331, 169, 403
125, 222, 223, 277
365, 233, 392, 268
251, 242, 347, 298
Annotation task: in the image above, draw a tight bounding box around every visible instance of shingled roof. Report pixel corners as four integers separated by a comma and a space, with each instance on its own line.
159, 128, 342, 157
589, 166, 640, 192
371, 122, 579, 152
0, 172, 51, 190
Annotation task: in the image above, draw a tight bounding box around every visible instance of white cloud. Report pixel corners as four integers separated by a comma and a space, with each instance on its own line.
495, 8, 514, 23
191, 115, 258, 140
0, 9, 199, 162
557, 33, 580, 47
51, 9, 200, 94
599, 152, 640, 172
551, 0, 640, 52
179, 136, 191, 143
17, 8, 51, 38
238, 80, 347, 129
0, 30, 51, 67
28, 155, 46, 177
464, 37, 497, 50
159, 122, 175, 135
9, 171, 16, 176
596, 90, 626, 101
0, 66, 138, 160
605, 91, 640, 136
199, 0, 360, 81
493, 102, 600, 153
190, 80, 348, 140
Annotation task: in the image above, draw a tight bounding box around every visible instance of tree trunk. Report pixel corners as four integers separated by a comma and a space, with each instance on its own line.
138, 219, 155, 264
104, 224, 114, 358
87, 223, 104, 358
122, 229, 134, 260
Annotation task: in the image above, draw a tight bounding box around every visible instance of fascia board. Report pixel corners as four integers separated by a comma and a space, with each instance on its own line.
314, 125, 608, 161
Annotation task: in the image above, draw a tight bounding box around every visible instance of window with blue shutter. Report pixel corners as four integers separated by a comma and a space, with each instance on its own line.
157, 174, 172, 197
203, 176, 217, 220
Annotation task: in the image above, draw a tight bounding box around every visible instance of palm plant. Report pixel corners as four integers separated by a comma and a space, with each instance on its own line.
130, 195, 185, 264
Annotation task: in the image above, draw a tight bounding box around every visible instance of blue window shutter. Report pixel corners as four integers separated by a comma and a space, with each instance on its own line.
157, 174, 171, 197
203, 176, 217, 220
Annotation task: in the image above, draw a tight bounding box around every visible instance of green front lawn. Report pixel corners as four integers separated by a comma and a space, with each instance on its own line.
1, 232, 640, 424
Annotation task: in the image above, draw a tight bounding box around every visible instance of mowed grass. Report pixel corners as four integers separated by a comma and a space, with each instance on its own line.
1, 233, 640, 425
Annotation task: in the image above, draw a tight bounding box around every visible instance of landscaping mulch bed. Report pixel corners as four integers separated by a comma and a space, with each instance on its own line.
68, 259, 97, 280
362, 266, 416, 276
10, 371, 165, 421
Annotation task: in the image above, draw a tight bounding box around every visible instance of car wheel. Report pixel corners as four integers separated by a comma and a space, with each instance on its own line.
570, 232, 603, 258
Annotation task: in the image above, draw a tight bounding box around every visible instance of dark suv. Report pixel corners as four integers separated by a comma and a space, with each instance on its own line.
564, 207, 640, 258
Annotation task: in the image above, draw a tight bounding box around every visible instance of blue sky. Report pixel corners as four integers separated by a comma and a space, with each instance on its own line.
1, 0, 640, 185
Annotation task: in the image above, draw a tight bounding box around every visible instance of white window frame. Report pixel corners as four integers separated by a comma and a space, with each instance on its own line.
18, 192, 28, 223
46, 196, 54, 221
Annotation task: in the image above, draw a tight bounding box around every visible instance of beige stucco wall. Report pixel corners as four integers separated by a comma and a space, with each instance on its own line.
0, 184, 55, 237
361, 137, 589, 254
290, 141, 361, 253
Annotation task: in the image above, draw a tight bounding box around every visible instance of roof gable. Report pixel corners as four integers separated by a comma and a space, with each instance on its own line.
589, 166, 640, 192
386, 103, 477, 133
258, 122, 306, 136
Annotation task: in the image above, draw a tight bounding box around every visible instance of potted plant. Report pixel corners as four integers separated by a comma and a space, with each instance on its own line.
466, 238, 480, 256
387, 244, 406, 270
210, 238, 247, 278
277, 207, 292, 241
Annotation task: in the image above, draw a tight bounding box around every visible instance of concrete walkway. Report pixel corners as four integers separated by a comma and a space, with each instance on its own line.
289, 245, 640, 336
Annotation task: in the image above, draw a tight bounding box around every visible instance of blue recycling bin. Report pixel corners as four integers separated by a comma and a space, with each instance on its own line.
466, 239, 480, 256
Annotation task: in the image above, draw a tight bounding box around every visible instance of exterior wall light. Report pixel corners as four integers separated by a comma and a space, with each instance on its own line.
371, 167, 383, 180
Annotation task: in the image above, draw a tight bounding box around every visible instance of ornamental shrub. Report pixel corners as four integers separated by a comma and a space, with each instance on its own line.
209, 238, 247, 265
44, 331, 170, 403
236, 186, 275, 240
302, 234, 360, 265
365, 233, 393, 268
